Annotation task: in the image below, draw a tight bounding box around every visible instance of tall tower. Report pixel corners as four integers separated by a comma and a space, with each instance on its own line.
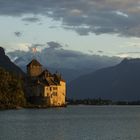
27, 59, 42, 77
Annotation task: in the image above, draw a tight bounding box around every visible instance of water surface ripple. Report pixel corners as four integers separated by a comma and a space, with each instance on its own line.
0, 106, 140, 140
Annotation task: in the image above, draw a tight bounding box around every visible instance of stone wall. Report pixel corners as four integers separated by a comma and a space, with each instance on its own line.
44, 81, 66, 106
27, 65, 42, 77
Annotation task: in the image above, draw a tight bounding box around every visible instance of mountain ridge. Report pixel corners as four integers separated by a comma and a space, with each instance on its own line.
67, 58, 140, 101
0, 47, 25, 76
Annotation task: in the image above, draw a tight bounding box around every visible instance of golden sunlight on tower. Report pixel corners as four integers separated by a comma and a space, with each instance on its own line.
25, 59, 66, 107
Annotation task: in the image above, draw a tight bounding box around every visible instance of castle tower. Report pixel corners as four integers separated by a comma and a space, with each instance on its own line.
27, 59, 42, 77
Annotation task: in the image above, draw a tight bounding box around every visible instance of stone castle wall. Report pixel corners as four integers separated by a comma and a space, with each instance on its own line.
27, 65, 42, 77
43, 81, 66, 106
26, 59, 66, 107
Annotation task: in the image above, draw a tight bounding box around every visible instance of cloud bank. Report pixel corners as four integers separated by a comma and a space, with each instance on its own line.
7, 41, 121, 71
0, 0, 140, 37
22, 16, 41, 23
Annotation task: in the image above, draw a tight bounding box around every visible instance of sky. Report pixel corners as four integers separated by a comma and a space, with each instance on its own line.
1, 0, 140, 58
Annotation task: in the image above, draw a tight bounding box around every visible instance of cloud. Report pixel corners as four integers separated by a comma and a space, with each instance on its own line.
119, 41, 140, 48
116, 52, 140, 58
115, 11, 129, 18
69, 9, 83, 16
88, 50, 94, 53
7, 42, 121, 70
30, 43, 46, 49
47, 41, 63, 49
116, 53, 130, 58
127, 42, 140, 48
117, 52, 140, 55
14, 31, 22, 37
0, 0, 140, 37
98, 50, 104, 53
17, 43, 30, 51
22, 16, 41, 23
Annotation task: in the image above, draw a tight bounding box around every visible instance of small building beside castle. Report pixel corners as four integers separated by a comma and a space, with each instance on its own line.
25, 59, 66, 107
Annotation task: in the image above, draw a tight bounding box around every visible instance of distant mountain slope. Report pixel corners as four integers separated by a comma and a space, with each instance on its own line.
68, 58, 140, 101
0, 47, 24, 75
8, 49, 121, 82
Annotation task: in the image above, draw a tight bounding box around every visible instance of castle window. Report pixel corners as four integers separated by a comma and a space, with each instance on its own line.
53, 87, 57, 90
52, 92, 57, 96
50, 87, 52, 91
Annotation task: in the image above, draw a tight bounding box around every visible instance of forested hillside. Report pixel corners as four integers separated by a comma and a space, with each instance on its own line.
0, 68, 26, 109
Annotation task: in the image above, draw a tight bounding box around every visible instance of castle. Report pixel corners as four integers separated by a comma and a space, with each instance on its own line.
25, 59, 66, 107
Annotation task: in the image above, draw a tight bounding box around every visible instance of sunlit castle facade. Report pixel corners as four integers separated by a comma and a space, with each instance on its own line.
26, 59, 66, 107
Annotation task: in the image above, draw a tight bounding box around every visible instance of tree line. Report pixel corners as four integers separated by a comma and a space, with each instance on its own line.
0, 68, 26, 109
67, 98, 140, 105
1, 66, 140, 110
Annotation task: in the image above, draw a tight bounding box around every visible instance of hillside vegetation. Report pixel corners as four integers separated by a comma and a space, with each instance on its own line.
0, 68, 26, 109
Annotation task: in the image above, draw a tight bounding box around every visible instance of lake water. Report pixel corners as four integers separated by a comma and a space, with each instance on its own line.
0, 106, 140, 140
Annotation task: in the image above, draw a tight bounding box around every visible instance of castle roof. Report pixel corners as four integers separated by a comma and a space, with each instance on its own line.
53, 73, 65, 82
38, 77, 60, 86
40, 70, 52, 77
26, 59, 66, 85
27, 59, 42, 67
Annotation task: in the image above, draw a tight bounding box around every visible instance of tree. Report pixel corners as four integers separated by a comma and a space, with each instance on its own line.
0, 68, 26, 109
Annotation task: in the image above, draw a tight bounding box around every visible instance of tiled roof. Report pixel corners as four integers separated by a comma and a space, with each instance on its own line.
39, 78, 60, 86
27, 59, 66, 85
40, 70, 52, 77
27, 59, 42, 67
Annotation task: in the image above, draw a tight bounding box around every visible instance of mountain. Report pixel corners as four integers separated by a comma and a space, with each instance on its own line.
68, 58, 140, 101
0, 47, 24, 75
8, 49, 121, 82
13, 58, 121, 82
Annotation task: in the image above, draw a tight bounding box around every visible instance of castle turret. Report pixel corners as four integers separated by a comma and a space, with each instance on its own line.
27, 59, 42, 77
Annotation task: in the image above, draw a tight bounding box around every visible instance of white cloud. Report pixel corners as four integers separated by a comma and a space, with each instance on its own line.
116, 51, 140, 58
22, 16, 41, 23
8, 42, 121, 70
116, 53, 129, 58
120, 41, 140, 48
17, 43, 31, 51
115, 11, 128, 18
69, 9, 82, 16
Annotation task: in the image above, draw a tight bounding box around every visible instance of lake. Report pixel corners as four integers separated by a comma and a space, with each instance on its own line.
0, 106, 140, 140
